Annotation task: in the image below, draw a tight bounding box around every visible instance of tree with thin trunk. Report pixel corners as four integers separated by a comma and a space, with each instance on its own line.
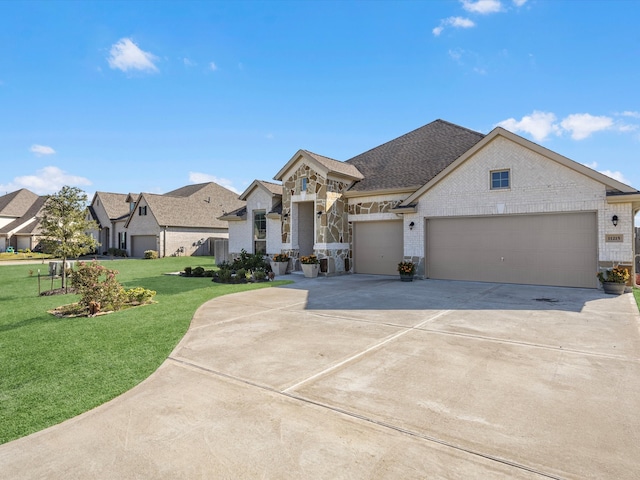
39, 186, 99, 290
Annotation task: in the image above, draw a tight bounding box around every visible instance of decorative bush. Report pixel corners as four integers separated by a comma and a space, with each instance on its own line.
144, 250, 159, 259
70, 261, 127, 312
107, 248, 128, 257
272, 253, 289, 262
125, 287, 156, 305
597, 266, 630, 284
300, 255, 319, 265
183, 266, 193, 276
253, 270, 266, 281
397, 261, 416, 275
232, 249, 270, 273
193, 266, 206, 277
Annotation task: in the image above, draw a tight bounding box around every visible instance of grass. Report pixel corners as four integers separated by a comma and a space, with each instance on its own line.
0, 256, 290, 444
0, 252, 53, 262
635, 287, 640, 312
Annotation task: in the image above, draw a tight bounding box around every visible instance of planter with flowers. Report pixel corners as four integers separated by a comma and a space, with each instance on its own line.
271, 253, 290, 276
398, 261, 416, 282
597, 266, 629, 295
300, 255, 320, 278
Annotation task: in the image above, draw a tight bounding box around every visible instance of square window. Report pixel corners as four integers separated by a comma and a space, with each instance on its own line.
491, 170, 510, 190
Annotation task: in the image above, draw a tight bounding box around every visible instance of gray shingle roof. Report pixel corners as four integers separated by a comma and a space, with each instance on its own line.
303, 150, 364, 180
0, 189, 39, 217
346, 119, 485, 192
143, 182, 245, 228
94, 192, 132, 221
0, 196, 47, 234
257, 180, 283, 196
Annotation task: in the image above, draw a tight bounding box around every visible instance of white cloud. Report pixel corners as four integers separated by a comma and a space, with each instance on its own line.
619, 111, 640, 118
497, 111, 635, 141
560, 113, 613, 140
583, 162, 631, 185
496, 111, 560, 141
512, 0, 528, 6
461, 0, 503, 14
209, 62, 218, 71
183, 58, 197, 67
30, 144, 56, 156
107, 38, 159, 73
188, 172, 239, 193
433, 16, 475, 36
0, 166, 92, 195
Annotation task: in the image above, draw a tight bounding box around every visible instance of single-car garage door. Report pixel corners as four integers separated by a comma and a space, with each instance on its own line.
354, 220, 403, 275
131, 235, 157, 258
427, 212, 597, 288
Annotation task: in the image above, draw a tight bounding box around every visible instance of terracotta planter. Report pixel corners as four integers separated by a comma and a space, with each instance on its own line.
602, 282, 625, 295
301, 263, 319, 278
270, 261, 288, 276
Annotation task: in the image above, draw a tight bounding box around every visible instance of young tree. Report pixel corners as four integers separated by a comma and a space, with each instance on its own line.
39, 186, 99, 289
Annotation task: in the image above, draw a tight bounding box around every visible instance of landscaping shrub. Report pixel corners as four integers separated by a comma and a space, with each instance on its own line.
193, 266, 205, 277
232, 249, 270, 274
125, 287, 156, 305
253, 270, 266, 282
107, 248, 128, 257
144, 250, 159, 259
70, 261, 127, 312
183, 266, 192, 277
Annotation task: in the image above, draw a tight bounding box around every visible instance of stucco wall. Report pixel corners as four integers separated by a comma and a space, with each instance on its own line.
403, 136, 634, 264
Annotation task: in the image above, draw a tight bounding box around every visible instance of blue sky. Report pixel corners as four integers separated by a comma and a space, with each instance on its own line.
1, 0, 639, 209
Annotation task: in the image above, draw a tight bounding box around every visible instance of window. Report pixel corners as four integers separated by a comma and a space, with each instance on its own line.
491, 170, 510, 190
138, 205, 147, 215
301, 177, 308, 192
253, 210, 266, 254
118, 232, 127, 250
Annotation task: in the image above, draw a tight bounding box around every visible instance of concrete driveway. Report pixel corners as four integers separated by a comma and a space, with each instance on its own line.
1, 275, 639, 479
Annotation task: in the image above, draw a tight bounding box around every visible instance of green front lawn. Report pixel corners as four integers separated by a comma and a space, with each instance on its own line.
634, 287, 640, 312
0, 256, 289, 444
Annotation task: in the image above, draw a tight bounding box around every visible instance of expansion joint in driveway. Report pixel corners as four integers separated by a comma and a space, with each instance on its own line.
167, 356, 564, 480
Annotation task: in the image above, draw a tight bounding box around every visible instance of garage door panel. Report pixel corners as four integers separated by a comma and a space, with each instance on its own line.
131, 235, 157, 258
354, 221, 403, 275
427, 213, 597, 288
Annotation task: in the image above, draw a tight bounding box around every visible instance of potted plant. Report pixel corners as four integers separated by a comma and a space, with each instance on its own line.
271, 253, 290, 276
597, 266, 629, 295
300, 254, 320, 278
398, 261, 416, 282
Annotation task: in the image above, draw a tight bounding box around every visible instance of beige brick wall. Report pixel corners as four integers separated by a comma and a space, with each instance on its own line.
404, 136, 634, 263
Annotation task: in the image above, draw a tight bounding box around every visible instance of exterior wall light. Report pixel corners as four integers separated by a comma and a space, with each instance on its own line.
612, 215, 619, 227
317, 211, 323, 217
409, 221, 415, 230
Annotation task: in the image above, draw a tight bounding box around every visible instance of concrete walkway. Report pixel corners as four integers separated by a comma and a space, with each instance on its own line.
1, 275, 639, 479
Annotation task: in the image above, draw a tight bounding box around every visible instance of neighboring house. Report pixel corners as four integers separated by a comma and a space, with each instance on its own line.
125, 182, 245, 257
87, 192, 136, 254
219, 180, 283, 256
0, 189, 47, 252
227, 119, 640, 288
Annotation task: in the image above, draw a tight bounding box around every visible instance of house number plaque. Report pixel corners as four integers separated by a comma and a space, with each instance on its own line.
605, 234, 623, 243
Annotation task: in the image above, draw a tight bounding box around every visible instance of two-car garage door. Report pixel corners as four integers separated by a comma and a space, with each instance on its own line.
426, 212, 597, 288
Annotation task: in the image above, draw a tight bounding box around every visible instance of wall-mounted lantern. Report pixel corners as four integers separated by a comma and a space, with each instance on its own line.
612, 215, 619, 227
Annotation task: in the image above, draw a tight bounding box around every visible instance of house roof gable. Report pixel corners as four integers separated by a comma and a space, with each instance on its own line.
239, 180, 283, 201
0, 189, 40, 218
126, 182, 245, 228
273, 150, 363, 182
401, 126, 639, 206
0, 196, 47, 234
93, 192, 132, 222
